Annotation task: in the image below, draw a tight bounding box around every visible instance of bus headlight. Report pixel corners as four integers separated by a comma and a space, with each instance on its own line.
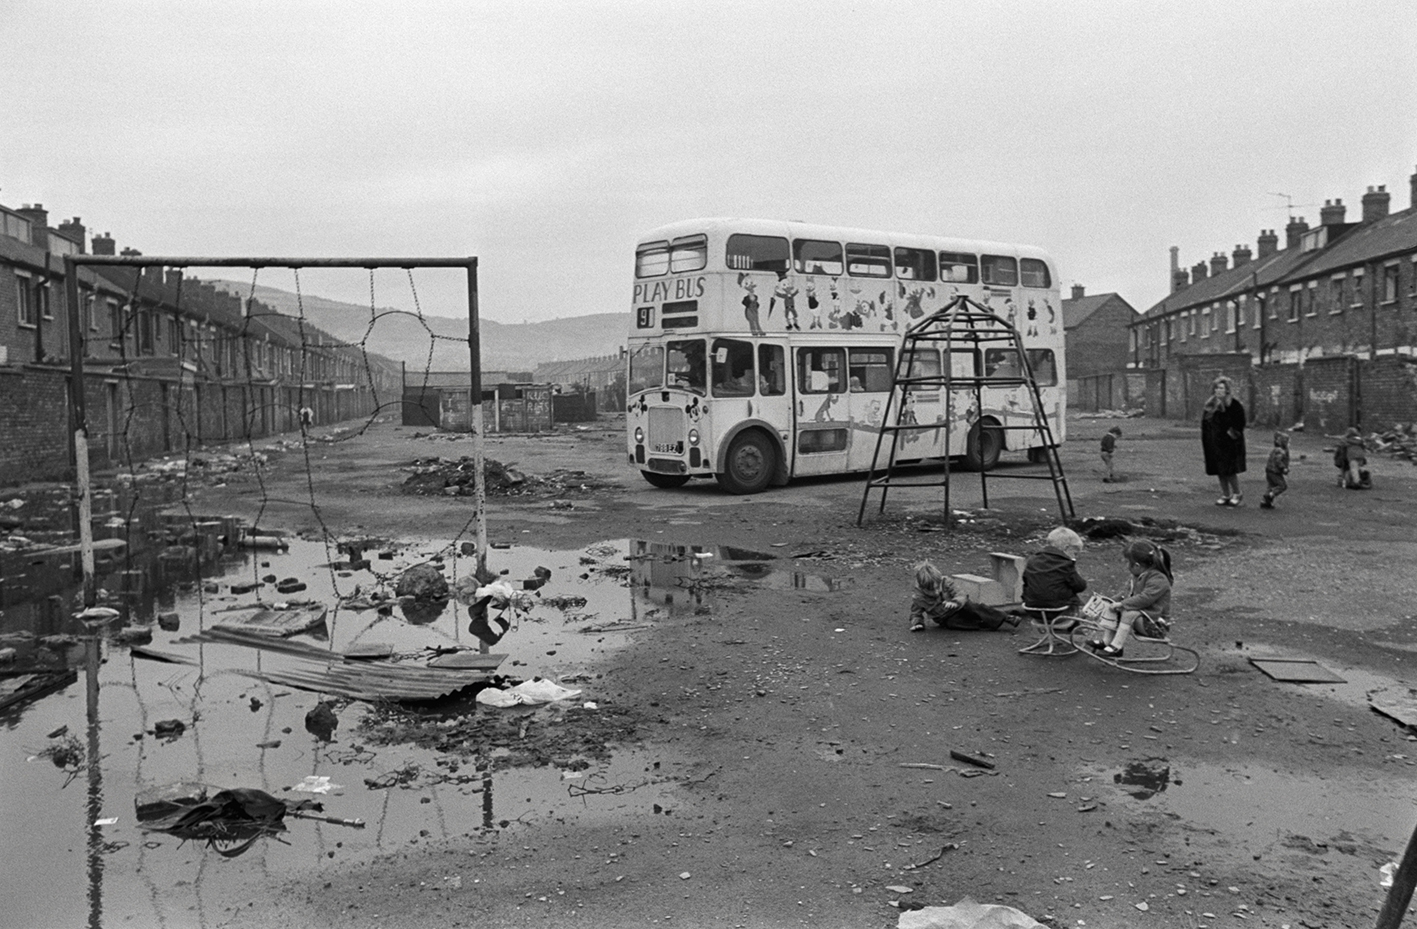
688, 428, 700, 447
634, 427, 644, 444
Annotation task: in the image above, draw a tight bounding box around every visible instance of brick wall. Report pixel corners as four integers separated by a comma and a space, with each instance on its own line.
1066, 297, 1134, 379
0, 366, 71, 480
1249, 363, 1301, 429
1174, 353, 1253, 421
1300, 355, 1357, 434
1359, 355, 1417, 429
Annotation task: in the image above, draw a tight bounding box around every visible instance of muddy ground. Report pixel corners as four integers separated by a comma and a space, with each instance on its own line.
122, 415, 1417, 928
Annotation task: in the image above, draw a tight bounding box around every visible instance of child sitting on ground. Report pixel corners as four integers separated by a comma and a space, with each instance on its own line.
1100, 426, 1122, 482
1021, 526, 1088, 612
1088, 540, 1173, 658
909, 562, 1019, 632
1260, 431, 1290, 509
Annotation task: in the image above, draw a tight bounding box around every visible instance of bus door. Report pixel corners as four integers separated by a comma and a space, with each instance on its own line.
792, 346, 850, 476
844, 347, 894, 471
708, 338, 792, 465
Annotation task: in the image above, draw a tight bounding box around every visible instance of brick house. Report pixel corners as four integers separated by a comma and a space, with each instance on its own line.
0, 199, 401, 485
1129, 166, 1417, 429
1060, 286, 1140, 409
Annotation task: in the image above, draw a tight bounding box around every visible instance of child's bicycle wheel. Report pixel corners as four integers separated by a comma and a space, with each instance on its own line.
1067, 619, 1200, 675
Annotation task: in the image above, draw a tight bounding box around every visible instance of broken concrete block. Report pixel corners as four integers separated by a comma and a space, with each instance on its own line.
988, 552, 1028, 603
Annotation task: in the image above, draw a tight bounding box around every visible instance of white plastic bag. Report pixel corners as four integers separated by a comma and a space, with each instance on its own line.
475, 679, 583, 708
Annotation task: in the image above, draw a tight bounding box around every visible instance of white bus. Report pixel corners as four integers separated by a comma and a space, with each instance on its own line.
625, 218, 1065, 494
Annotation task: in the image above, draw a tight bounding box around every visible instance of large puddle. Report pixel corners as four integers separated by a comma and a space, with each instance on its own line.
0, 522, 818, 928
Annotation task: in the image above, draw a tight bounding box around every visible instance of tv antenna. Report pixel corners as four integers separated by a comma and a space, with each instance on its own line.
1267, 192, 1316, 213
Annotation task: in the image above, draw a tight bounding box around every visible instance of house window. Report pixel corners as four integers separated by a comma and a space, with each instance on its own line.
38, 281, 53, 319
1225, 301, 1237, 333
1409, 258, 1416, 297
1178, 314, 1187, 342
1305, 282, 1318, 317
168, 315, 181, 348
1351, 269, 1365, 308
16, 273, 36, 327
1253, 294, 1263, 329
1288, 289, 1301, 322
1268, 287, 1280, 319
1189, 310, 1197, 336
1329, 276, 1344, 314
1383, 262, 1399, 303
1200, 307, 1211, 337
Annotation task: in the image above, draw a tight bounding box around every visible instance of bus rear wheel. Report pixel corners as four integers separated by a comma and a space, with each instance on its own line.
963, 420, 1003, 471
641, 471, 690, 489
717, 431, 776, 495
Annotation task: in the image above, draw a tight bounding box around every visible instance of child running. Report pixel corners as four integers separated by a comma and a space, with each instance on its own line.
1260, 431, 1290, 509
1088, 540, 1173, 658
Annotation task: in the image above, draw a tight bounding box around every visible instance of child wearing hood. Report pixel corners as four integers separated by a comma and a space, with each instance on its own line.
1260, 431, 1290, 509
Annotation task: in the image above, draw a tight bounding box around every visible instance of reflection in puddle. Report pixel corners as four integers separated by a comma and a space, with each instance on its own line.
0, 525, 841, 928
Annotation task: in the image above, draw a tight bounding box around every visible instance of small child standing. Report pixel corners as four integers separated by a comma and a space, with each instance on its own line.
1089, 540, 1173, 658
1260, 431, 1290, 509
1100, 426, 1122, 483
1335, 427, 1369, 489
909, 561, 1019, 632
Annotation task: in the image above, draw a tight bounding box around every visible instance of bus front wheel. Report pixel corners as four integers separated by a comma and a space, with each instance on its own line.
963, 420, 1003, 471
641, 471, 690, 489
717, 431, 776, 495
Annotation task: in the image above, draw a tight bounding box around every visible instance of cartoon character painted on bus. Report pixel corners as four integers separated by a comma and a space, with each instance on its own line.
828, 278, 842, 329
806, 279, 824, 329
900, 389, 918, 426
1026, 298, 1039, 337
901, 282, 933, 321
737, 273, 766, 337
877, 290, 898, 332
865, 399, 884, 428
812, 392, 842, 423
771, 271, 801, 331
1045, 299, 1057, 334
1002, 296, 1018, 329
684, 395, 705, 422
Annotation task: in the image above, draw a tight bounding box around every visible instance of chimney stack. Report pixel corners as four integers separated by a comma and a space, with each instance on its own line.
1191, 260, 1208, 283
1232, 243, 1252, 267
1411, 164, 1417, 210
1285, 216, 1309, 250
1320, 198, 1346, 226
1172, 268, 1190, 293
92, 232, 115, 255
1361, 185, 1391, 223
1257, 229, 1279, 259
1071, 284, 1085, 300
1210, 251, 1229, 276
16, 203, 49, 250
57, 217, 86, 253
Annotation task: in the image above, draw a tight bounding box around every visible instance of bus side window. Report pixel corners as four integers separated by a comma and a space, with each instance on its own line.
711, 338, 756, 397
1025, 349, 1057, 385
845, 243, 891, 278
981, 255, 1019, 287
893, 247, 937, 282
939, 252, 978, 284
727, 234, 789, 273
984, 348, 1022, 378
757, 344, 786, 396
848, 349, 893, 391
798, 347, 844, 393
1020, 258, 1052, 288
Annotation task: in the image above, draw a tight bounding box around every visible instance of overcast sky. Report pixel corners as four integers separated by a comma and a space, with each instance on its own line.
5, 1, 1415, 326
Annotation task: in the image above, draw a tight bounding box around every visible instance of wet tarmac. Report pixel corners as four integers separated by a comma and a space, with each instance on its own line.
0, 526, 822, 928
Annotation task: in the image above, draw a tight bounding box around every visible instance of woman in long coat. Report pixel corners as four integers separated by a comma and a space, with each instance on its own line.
1201, 375, 1247, 505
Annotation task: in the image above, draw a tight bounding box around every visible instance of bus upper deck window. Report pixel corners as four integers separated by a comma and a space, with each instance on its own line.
894, 247, 937, 282
726, 234, 789, 272
793, 239, 843, 275
1020, 258, 1052, 288
846, 243, 891, 278
670, 235, 707, 273
939, 252, 978, 284
981, 255, 1019, 287
636, 241, 669, 278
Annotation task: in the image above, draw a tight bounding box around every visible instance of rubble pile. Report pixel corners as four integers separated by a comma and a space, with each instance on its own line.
400, 457, 617, 497
1368, 423, 1417, 464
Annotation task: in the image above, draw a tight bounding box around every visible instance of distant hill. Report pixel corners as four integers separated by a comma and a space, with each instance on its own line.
207, 280, 629, 372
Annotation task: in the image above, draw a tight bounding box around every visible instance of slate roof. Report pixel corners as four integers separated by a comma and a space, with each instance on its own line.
1287, 205, 1417, 279
1142, 246, 1312, 318
1061, 293, 1130, 329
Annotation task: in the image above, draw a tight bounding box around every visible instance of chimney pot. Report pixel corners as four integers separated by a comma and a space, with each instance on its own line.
1071, 284, 1085, 300
1362, 183, 1392, 223
1285, 216, 1310, 250
1210, 252, 1229, 276
92, 232, 116, 256
1192, 260, 1208, 282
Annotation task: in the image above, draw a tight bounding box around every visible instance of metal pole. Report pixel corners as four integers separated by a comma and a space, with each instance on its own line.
64, 257, 96, 607
467, 262, 487, 577
1376, 817, 1417, 928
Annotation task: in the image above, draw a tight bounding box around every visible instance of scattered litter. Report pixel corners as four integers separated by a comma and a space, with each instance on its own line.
679, 872, 691, 880
1046, 792, 1067, 798
292, 775, 342, 795
475, 679, 582, 708
1380, 861, 1397, 887
887, 885, 914, 893
94, 817, 118, 826
211, 603, 328, 638
1249, 658, 1345, 684
898, 897, 1045, 928
153, 719, 187, 740
76, 607, 121, 622
136, 782, 362, 858
1368, 689, 1417, 729
949, 750, 995, 770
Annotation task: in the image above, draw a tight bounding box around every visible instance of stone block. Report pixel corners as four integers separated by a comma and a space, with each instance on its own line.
950, 573, 1008, 606
989, 552, 1028, 603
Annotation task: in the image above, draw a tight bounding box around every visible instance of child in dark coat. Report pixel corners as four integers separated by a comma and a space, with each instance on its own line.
1100, 426, 1122, 482
1021, 527, 1088, 610
1260, 431, 1290, 509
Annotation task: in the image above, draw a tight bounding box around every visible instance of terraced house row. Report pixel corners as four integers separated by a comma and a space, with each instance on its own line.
0, 200, 400, 485
1129, 164, 1417, 432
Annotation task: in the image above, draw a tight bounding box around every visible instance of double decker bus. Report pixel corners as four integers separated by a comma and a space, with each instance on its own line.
626, 218, 1064, 494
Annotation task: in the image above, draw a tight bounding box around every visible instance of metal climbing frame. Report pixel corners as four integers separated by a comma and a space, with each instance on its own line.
856, 293, 1074, 526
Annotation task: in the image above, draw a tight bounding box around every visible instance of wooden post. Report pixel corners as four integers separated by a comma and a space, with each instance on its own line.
64, 257, 96, 607
466, 261, 486, 575
1376, 817, 1417, 928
